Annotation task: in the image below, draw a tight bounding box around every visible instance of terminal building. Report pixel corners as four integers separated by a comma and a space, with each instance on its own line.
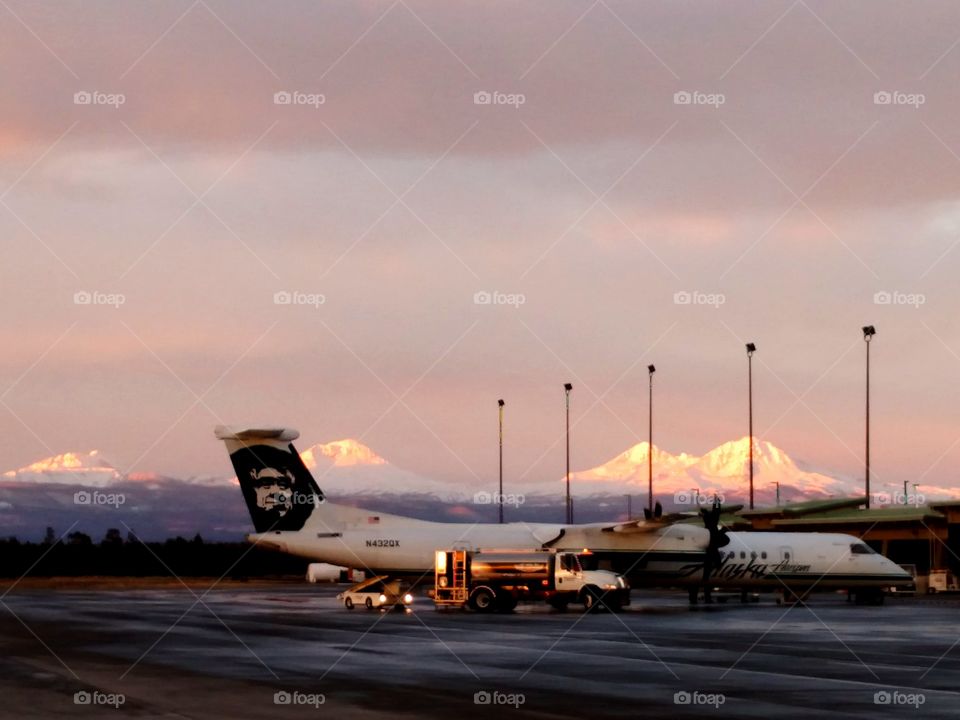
726, 498, 960, 593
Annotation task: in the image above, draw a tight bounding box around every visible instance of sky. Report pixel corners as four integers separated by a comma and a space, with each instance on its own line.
2, 0, 960, 498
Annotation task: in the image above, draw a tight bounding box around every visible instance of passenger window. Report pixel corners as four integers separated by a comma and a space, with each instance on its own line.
761, 552, 767, 559
784, 552, 790, 561
750, 551, 757, 560
740, 552, 746, 559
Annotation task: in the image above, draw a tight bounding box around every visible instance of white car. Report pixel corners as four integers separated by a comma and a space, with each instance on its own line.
337, 576, 413, 611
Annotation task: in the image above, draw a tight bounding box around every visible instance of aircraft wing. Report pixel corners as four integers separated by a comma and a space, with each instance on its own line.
571, 515, 697, 534
600, 513, 691, 534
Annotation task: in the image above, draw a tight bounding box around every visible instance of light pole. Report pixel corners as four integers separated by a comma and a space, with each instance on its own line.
564, 383, 573, 524
648, 364, 656, 514
771, 481, 780, 506
626, 494, 632, 520
498, 399, 505, 524
863, 326, 876, 509
746, 343, 756, 510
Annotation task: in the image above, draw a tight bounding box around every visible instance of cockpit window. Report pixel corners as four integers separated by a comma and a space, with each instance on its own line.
850, 543, 876, 555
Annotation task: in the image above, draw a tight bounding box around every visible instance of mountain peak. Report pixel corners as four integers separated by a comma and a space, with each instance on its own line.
564, 436, 845, 503
300, 439, 387, 468
3, 450, 121, 486
698, 437, 796, 477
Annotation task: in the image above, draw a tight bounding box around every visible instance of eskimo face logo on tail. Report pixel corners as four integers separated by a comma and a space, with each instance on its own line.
251, 467, 297, 514
232, 444, 321, 533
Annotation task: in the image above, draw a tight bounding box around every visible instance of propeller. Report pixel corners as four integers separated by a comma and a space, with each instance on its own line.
699, 497, 730, 603
642, 501, 663, 522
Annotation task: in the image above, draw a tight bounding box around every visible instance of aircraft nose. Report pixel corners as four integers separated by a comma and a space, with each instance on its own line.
884, 557, 912, 579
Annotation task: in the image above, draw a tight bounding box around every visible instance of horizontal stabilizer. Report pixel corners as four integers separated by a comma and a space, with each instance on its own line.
214, 425, 300, 442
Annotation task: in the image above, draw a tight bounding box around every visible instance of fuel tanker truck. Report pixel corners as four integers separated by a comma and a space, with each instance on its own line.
433, 548, 629, 612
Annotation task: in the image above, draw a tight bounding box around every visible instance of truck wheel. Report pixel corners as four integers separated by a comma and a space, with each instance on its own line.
344, 597, 354, 610
548, 597, 569, 611
469, 587, 496, 613
582, 585, 603, 612
365, 597, 374, 610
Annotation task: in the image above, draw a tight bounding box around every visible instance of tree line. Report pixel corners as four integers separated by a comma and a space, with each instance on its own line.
0, 528, 308, 578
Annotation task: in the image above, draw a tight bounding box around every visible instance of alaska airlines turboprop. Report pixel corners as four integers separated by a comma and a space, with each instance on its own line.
216, 425, 912, 602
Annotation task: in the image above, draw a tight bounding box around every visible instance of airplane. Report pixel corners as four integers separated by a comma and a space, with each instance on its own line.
216, 425, 912, 604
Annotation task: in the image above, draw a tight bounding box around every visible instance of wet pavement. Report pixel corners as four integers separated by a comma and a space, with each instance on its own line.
2, 584, 958, 718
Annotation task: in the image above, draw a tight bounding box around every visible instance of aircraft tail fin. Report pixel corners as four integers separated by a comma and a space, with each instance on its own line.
214, 425, 323, 533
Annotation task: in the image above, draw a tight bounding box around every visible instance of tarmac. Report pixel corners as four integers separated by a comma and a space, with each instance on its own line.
1, 583, 958, 718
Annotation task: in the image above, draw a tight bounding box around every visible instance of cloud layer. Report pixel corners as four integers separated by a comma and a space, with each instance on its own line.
2, 1, 960, 501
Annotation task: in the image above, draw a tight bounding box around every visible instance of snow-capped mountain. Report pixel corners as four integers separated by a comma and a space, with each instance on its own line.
4, 436, 957, 541
565, 437, 849, 504
298, 439, 459, 498
301, 439, 387, 468
2, 450, 121, 487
